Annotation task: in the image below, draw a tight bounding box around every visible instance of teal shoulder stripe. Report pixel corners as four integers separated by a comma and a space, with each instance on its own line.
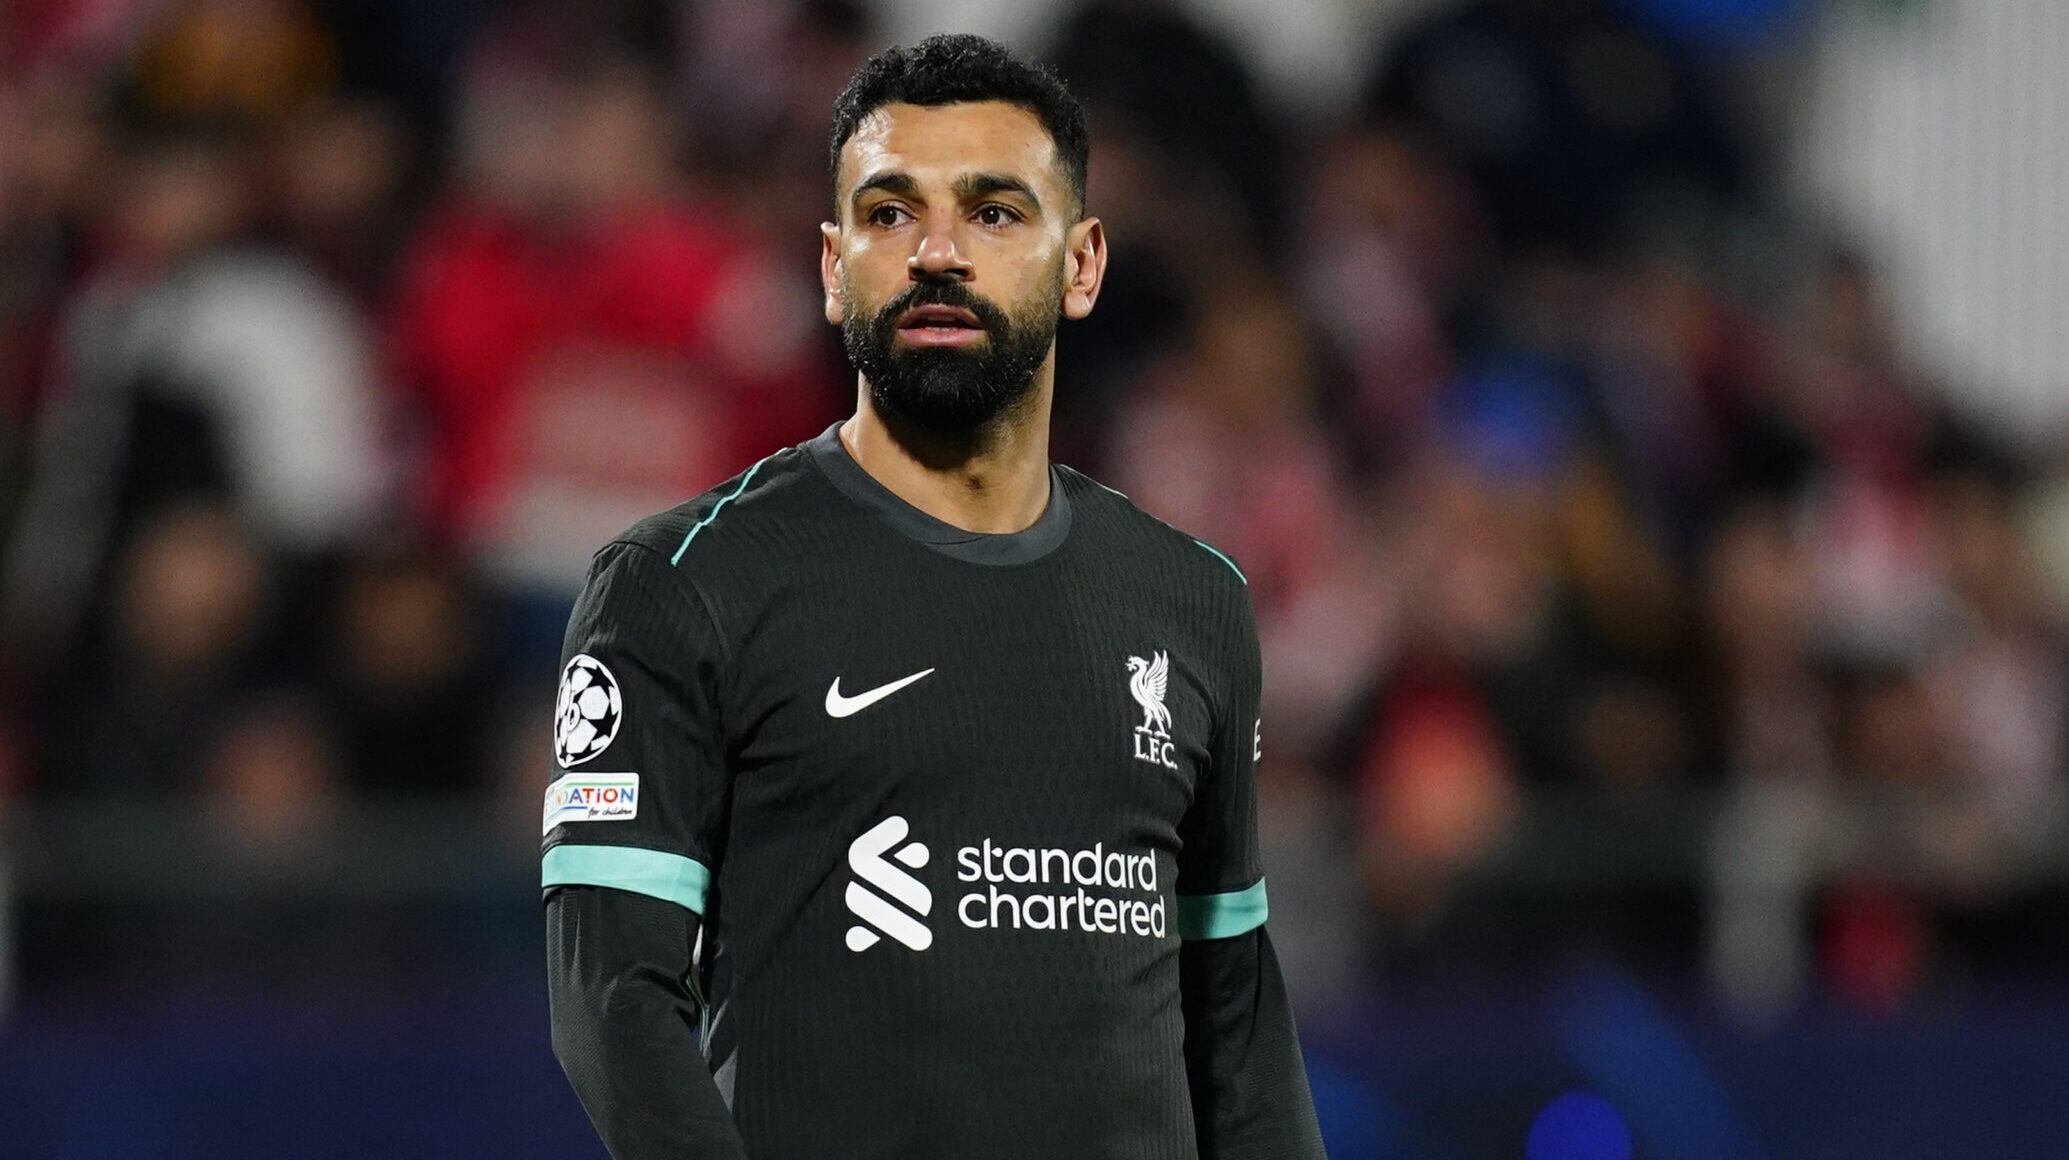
672, 454, 776, 566
1176, 878, 1268, 940
542, 845, 711, 914
1191, 539, 1248, 585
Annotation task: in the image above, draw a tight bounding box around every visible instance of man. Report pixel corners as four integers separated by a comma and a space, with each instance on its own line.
543, 33, 1325, 1160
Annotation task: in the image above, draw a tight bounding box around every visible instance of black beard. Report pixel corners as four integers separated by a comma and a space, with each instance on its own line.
841, 275, 1059, 434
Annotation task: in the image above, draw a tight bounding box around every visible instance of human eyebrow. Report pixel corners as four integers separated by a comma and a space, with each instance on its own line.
851, 172, 922, 213
954, 173, 1042, 215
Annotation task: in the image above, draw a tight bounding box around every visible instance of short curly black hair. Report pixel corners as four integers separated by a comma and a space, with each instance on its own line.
829, 33, 1089, 219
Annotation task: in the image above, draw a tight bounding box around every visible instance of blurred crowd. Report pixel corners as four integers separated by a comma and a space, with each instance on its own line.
3, 0, 2066, 1020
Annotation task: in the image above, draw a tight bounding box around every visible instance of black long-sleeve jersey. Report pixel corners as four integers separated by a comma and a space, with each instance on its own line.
542, 424, 1324, 1160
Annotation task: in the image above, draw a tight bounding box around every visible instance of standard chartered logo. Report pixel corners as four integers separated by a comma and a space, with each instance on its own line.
845, 815, 933, 952
955, 839, 1166, 938
844, 816, 1168, 951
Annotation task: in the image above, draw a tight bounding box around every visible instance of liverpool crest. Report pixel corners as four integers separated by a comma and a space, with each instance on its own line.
1126, 651, 1178, 769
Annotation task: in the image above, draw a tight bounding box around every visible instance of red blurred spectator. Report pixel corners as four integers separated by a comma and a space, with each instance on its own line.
1356, 667, 1521, 926
390, 50, 832, 593
2, 0, 153, 79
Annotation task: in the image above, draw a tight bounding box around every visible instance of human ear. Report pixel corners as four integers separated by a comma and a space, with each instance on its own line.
1061, 217, 1107, 321
820, 221, 844, 325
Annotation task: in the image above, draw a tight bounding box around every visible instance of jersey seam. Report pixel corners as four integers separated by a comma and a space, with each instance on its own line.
670, 452, 778, 566
1190, 538, 1248, 584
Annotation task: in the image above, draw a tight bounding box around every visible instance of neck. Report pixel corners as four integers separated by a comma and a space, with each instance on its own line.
839, 366, 1055, 535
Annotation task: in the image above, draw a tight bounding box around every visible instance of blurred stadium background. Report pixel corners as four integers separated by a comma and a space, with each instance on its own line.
3, 0, 2068, 1156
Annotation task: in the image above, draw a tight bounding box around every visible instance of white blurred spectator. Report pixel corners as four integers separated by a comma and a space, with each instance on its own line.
6, 132, 387, 645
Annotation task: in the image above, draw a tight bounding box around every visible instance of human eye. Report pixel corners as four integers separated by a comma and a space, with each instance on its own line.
865, 203, 912, 228
973, 203, 1023, 228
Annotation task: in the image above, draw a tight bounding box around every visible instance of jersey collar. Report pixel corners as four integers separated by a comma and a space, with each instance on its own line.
805, 423, 1073, 566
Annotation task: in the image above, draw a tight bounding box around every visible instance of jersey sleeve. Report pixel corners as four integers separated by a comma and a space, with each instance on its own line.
541, 540, 731, 916
1181, 927, 1326, 1159
1174, 580, 1269, 941
548, 887, 749, 1159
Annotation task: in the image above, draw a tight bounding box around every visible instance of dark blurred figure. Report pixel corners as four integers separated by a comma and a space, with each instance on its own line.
1364, 0, 1748, 253
323, 547, 495, 797
1048, 0, 1292, 467
1300, 121, 1486, 473
317, 0, 496, 125
1037, 105, 1191, 468
0, 78, 110, 443
1584, 248, 1755, 551
1701, 499, 1827, 784
264, 95, 412, 299
202, 692, 342, 856
1051, 0, 1290, 254
39, 500, 274, 797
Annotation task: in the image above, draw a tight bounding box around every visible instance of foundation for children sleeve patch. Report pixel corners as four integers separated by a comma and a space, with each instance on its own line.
543, 772, 640, 834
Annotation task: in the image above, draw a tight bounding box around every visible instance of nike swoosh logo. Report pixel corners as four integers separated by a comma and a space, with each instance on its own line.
825, 668, 936, 718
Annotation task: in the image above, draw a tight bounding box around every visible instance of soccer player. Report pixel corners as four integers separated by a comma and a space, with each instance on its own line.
543, 33, 1325, 1160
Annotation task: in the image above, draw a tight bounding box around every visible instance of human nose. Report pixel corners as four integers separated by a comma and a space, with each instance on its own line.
908, 216, 972, 281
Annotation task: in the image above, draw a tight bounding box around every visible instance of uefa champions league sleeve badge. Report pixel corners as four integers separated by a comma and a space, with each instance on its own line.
555, 654, 624, 767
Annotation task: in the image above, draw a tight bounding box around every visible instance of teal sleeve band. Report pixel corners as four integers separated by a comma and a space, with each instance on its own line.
542, 845, 711, 915
1175, 878, 1269, 940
